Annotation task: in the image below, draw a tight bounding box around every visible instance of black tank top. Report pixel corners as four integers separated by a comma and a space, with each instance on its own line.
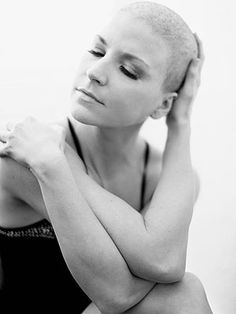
0, 219, 91, 312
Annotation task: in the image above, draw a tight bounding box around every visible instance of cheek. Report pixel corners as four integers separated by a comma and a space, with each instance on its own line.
109, 85, 158, 123
118, 85, 159, 113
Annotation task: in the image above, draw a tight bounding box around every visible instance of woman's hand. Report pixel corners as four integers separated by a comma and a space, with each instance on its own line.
166, 34, 204, 127
0, 116, 66, 170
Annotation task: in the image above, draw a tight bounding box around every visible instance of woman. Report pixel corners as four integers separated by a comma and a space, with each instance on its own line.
0, 2, 212, 313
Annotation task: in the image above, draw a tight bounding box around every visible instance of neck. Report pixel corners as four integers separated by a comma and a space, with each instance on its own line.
70, 118, 145, 178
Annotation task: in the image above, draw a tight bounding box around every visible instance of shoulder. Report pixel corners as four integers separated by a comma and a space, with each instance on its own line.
0, 155, 32, 193
0, 156, 46, 226
0, 116, 69, 196
0, 155, 45, 209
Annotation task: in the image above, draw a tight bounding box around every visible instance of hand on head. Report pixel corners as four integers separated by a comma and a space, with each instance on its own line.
166, 33, 205, 126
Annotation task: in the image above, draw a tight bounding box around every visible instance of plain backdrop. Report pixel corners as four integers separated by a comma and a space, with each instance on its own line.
0, 0, 235, 313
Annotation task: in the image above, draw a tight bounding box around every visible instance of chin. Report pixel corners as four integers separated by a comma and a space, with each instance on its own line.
69, 105, 103, 127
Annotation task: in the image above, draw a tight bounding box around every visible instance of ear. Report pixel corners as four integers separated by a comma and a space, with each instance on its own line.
150, 92, 178, 119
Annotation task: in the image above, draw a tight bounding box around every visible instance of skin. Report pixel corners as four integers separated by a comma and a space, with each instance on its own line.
67, 11, 177, 190
0, 11, 212, 314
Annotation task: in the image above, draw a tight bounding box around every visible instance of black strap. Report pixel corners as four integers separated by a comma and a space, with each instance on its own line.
68, 116, 149, 210
140, 141, 150, 210
67, 118, 88, 174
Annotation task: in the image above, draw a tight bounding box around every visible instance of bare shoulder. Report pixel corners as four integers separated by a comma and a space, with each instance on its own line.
0, 156, 47, 226
0, 117, 75, 227
0, 156, 39, 200
0, 118, 69, 226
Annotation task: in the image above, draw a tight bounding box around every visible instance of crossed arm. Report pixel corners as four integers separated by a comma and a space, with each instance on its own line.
0, 120, 197, 313
60, 120, 196, 283
0, 39, 203, 314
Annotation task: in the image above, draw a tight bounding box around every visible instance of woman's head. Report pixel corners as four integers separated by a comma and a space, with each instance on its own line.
70, 1, 197, 128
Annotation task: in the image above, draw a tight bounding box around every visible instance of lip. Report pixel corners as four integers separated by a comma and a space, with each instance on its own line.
75, 88, 104, 105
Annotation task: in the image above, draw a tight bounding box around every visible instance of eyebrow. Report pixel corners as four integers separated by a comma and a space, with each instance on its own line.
95, 34, 150, 69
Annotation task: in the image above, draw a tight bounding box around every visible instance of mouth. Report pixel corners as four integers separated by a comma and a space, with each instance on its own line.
74, 88, 104, 105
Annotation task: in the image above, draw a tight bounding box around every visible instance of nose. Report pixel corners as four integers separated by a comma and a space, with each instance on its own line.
86, 61, 108, 86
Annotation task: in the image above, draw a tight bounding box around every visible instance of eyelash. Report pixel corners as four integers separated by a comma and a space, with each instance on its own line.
87, 49, 138, 80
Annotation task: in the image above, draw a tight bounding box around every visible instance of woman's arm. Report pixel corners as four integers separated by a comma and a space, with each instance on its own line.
32, 154, 155, 314
0, 52, 202, 287
59, 38, 204, 284
62, 52, 204, 284
63, 118, 193, 283
0, 123, 155, 314
0, 37, 203, 286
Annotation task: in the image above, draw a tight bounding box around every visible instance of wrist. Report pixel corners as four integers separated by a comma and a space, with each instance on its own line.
166, 120, 191, 144
167, 118, 191, 133
29, 150, 66, 178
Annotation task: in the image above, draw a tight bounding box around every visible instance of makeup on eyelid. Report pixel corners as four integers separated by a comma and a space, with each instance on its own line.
87, 49, 140, 80
88, 47, 147, 80
92, 34, 150, 67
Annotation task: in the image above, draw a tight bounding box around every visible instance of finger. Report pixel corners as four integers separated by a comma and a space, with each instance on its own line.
6, 121, 16, 132
174, 61, 199, 104
51, 124, 67, 141
193, 33, 205, 70
51, 124, 66, 134
179, 59, 200, 97
0, 142, 10, 157
0, 130, 11, 143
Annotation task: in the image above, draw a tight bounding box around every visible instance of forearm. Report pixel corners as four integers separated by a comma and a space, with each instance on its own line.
64, 123, 194, 282
144, 121, 194, 276
31, 155, 154, 313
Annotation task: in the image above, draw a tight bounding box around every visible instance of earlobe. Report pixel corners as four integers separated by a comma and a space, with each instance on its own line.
163, 92, 178, 111
150, 108, 161, 119
150, 92, 178, 120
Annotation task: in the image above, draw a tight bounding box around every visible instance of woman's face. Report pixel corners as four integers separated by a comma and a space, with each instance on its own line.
70, 12, 171, 127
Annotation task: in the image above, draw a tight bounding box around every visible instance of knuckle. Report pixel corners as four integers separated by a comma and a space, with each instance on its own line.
8, 133, 14, 140
189, 65, 197, 76
196, 78, 201, 87
4, 144, 12, 154
183, 93, 193, 102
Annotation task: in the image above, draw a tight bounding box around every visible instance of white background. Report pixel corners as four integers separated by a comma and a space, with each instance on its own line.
0, 1, 235, 313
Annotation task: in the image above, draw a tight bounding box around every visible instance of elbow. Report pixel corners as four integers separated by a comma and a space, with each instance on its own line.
133, 254, 186, 284
155, 261, 186, 283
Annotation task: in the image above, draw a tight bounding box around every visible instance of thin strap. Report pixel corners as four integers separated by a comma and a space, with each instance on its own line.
68, 117, 149, 209
140, 141, 150, 210
67, 118, 88, 174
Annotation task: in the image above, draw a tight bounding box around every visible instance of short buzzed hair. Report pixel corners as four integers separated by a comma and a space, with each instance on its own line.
120, 1, 198, 92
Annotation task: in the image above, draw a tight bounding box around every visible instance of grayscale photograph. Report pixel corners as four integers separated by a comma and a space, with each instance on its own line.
0, 1, 235, 313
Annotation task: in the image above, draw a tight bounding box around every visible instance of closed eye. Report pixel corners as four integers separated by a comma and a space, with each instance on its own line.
88, 49, 104, 57
119, 66, 138, 80
87, 50, 138, 80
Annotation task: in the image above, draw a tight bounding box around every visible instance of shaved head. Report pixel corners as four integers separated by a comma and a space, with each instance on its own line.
119, 1, 198, 92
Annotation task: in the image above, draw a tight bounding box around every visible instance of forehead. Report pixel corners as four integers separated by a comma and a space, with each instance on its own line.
98, 12, 170, 72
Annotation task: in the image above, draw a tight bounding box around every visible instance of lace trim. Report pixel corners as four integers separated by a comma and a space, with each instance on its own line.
0, 220, 55, 239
